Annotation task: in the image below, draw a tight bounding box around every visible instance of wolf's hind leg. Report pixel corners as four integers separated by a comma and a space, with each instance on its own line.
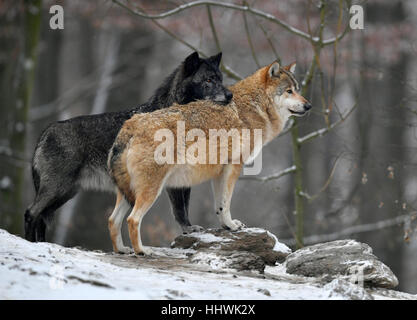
108, 190, 132, 254
35, 218, 46, 242
127, 189, 160, 255
211, 164, 245, 231
25, 188, 76, 242
126, 173, 166, 255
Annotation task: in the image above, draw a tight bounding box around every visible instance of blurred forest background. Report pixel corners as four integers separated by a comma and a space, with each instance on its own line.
1, 0, 417, 293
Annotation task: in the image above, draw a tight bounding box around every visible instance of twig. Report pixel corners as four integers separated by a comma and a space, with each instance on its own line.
242, 1, 260, 68
120, 1, 242, 80
297, 102, 358, 144
328, 0, 345, 115
111, 0, 348, 46
240, 165, 296, 182
322, 0, 352, 46
255, 19, 281, 63
281, 214, 415, 246
301, 55, 317, 94
299, 153, 344, 201
279, 118, 295, 137
206, 5, 221, 52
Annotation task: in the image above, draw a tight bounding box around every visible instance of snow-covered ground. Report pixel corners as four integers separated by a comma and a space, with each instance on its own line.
0, 229, 415, 300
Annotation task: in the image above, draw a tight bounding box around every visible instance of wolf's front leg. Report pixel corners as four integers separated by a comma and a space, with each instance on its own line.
166, 187, 204, 234
212, 164, 246, 231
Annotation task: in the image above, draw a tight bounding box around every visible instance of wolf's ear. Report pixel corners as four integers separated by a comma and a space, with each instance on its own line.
268, 61, 280, 78
284, 62, 296, 74
208, 52, 222, 67
184, 52, 202, 76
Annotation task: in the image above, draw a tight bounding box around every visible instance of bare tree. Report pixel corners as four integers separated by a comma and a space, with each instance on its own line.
0, 0, 42, 235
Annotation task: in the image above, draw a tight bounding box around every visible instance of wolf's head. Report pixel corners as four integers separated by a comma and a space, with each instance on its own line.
265, 61, 312, 118
178, 52, 233, 105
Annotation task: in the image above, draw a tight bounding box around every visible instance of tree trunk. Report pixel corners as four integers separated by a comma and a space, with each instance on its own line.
0, 0, 42, 235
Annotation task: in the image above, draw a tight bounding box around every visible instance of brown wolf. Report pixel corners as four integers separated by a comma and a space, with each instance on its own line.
108, 61, 311, 255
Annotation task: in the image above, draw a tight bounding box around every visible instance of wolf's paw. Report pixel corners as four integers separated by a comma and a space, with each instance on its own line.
231, 219, 246, 231
183, 225, 204, 234
222, 219, 246, 231
135, 246, 153, 256
117, 246, 134, 254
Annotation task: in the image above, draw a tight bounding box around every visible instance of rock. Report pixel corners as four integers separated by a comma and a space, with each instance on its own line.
171, 227, 291, 268
323, 279, 373, 300
190, 251, 266, 272
285, 239, 399, 289
257, 288, 271, 296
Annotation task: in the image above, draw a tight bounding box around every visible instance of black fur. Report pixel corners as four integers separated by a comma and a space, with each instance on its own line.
25, 52, 232, 242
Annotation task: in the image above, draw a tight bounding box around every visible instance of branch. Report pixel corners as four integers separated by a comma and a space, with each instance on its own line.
205, 4, 242, 81
206, 5, 222, 52
281, 214, 415, 246
0, 145, 30, 166
29, 67, 142, 121
322, 0, 352, 46
240, 165, 296, 182
119, 0, 242, 80
242, 1, 260, 68
299, 153, 344, 201
301, 54, 317, 94
255, 18, 281, 63
111, 0, 345, 45
297, 102, 358, 144
279, 118, 295, 137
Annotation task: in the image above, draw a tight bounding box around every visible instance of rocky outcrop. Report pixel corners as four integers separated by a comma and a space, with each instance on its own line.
284, 239, 399, 289
171, 227, 292, 272
172, 229, 400, 293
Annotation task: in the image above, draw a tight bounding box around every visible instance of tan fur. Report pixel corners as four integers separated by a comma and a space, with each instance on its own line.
108, 191, 122, 252
109, 62, 310, 254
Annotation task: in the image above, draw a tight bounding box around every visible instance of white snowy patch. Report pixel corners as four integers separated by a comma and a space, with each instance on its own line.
267, 231, 292, 254
188, 232, 232, 244
322, 279, 372, 300
189, 252, 230, 270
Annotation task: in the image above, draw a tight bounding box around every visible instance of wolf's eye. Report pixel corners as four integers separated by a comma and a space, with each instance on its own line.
287, 89, 293, 94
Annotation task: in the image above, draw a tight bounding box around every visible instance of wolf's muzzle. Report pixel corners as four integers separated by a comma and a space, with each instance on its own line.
289, 103, 312, 116
216, 90, 233, 105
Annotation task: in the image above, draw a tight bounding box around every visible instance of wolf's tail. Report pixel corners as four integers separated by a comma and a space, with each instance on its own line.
108, 136, 135, 207
24, 142, 47, 242
25, 125, 77, 242
24, 205, 48, 242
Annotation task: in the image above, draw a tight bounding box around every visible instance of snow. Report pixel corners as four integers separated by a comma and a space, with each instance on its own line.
187, 232, 232, 244
267, 231, 292, 254
0, 229, 415, 300
189, 252, 230, 270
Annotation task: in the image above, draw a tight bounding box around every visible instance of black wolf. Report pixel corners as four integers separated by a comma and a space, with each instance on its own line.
25, 52, 232, 245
